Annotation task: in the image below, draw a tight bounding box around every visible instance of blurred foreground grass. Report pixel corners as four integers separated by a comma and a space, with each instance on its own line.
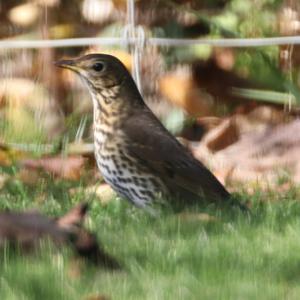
0, 171, 300, 300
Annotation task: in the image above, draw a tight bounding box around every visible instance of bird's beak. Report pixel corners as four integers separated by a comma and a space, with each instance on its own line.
54, 59, 81, 73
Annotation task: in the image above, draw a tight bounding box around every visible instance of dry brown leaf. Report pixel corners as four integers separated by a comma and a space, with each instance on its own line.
0, 79, 43, 109
82, 0, 114, 24
20, 155, 87, 180
0, 79, 64, 139
84, 184, 116, 205
202, 118, 239, 152
0, 173, 9, 190
192, 118, 300, 187
232, 106, 287, 136
0, 145, 27, 167
178, 212, 217, 223
16, 168, 40, 185
67, 258, 84, 279
196, 116, 223, 131
246, 106, 287, 125
35, 0, 60, 7
0, 203, 121, 268
84, 294, 110, 300
8, 3, 39, 27
57, 202, 87, 229
0, 150, 12, 166
159, 71, 213, 117
214, 48, 235, 71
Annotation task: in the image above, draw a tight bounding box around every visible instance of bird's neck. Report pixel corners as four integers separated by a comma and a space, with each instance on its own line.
91, 79, 144, 128
90, 77, 146, 149
91, 88, 135, 152
91, 89, 129, 128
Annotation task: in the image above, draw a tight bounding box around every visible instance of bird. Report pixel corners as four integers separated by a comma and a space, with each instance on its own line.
55, 54, 246, 211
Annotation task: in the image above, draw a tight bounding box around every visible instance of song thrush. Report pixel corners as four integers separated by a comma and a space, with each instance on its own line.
55, 54, 245, 211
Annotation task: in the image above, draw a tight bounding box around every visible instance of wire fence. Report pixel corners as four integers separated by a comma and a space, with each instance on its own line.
2, 35, 300, 49
1, 0, 299, 150
1, 0, 300, 95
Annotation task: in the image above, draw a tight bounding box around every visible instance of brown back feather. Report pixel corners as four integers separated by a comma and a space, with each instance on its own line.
123, 107, 230, 203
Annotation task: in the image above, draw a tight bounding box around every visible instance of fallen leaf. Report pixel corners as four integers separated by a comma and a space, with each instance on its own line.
0, 173, 9, 190
192, 118, 300, 187
57, 202, 88, 229
81, 0, 113, 23
178, 212, 217, 223
0, 203, 121, 268
20, 155, 87, 180
214, 48, 235, 71
202, 118, 239, 152
84, 184, 116, 205
8, 3, 39, 27
67, 258, 84, 279
16, 168, 40, 185
159, 69, 213, 117
0, 149, 12, 166
84, 294, 110, 300
0, 78, 65, 139
0, 144, 27, 166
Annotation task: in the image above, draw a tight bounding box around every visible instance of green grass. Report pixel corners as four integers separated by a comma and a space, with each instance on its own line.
0, 170, 300, 300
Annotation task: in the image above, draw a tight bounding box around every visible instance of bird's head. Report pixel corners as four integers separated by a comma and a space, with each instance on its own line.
57, 54, 146, 112
55, 53, 129, 91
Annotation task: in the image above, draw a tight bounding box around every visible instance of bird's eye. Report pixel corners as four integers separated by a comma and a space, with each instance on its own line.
92, 62, 104, 72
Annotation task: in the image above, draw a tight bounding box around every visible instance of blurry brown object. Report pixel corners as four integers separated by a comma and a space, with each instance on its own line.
159, 68, 213, 117
0, 143, 27, 167
81, 0, 114, 24
178, 212, 217, 223
179, 104, 286, 143
0, 78, 64, 139
85, 294, 110, 300
0, 173, 9, 190
192, 57, 265, 105
203, 118, 239, 152
8, 3, 39, 27
192, 113, 300, 187
197, 116, 223, 131
213, 48, 235, 71
0, 79, 48, 109
0, 148, 15, 166
35, 0, 60, 7
21, 155, 87, 181
16, 168, 40, 185
83, 184, 116, 205
0, 203, 121, 269
179, 117, 222, 142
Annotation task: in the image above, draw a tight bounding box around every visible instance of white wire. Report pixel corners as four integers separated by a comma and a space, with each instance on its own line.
150, 36, 300, 47
124, 0, 143, 93
127, 0, 135, 27
132, 26, 145, 93
1, 36, 300, 50
133, 47, 142, 92
0, 37, 121, 49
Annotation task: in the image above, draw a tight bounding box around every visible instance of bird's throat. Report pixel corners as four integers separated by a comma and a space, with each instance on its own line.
92, 91, 129, 151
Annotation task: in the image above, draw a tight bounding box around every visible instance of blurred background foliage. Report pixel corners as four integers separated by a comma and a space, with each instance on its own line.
1, 4, 300, 299
0, 0, 300, 188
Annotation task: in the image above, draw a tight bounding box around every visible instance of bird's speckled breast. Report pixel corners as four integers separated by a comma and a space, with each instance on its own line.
94, 131, 166, 208
92, 95, 166, 208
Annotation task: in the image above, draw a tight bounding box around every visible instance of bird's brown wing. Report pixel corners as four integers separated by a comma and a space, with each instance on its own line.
123, 109, 230, 203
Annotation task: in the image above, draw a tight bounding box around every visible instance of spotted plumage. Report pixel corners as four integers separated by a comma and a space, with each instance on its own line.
55, 54, 247, 211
